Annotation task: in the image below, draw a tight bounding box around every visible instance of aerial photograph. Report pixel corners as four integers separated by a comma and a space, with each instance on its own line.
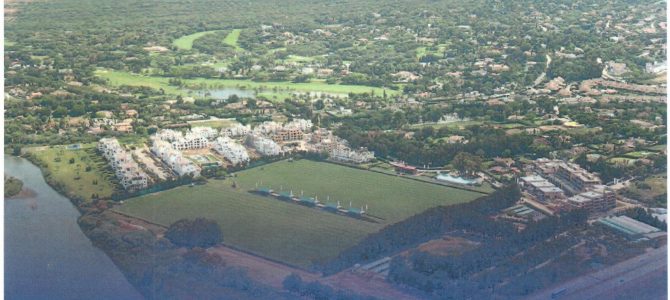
2, 0, 668, 299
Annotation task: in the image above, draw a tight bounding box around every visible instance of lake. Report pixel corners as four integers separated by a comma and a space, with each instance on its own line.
4, 155, 143, 300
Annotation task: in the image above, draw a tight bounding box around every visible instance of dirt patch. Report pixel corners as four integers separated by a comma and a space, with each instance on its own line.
208, 245, 319, 289
207, 240, 416, 298
322, 270, 418, 300
105, 210, 167, 236
132, 145, 170, 180
182, 148, 216, 156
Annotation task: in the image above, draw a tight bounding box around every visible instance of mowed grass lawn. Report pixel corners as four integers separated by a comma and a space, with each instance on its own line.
95, 69, 399, 99
174, 29, 242, 51
173, 30, 220, 50
27, 144, 117, 202
187, 118, 240, 129
116, 160, 483, 268
222, 29, 242, 50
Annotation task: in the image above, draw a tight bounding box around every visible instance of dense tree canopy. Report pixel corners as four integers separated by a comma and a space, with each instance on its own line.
165, 218, 223, 248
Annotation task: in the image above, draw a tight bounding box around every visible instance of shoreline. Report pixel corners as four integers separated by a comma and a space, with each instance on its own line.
12, 153, 295, 299
21, 153, 89, 212
13, 152, 425, 299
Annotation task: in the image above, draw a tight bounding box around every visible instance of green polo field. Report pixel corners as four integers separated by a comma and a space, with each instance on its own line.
115, 159, 485, 268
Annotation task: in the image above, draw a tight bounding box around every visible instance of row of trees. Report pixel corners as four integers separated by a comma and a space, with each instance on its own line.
165, 218, 223, 248
622, 207, 667, 231
318, 184, 521, 274
336, 123, 536, 166
388, 210, 588, 298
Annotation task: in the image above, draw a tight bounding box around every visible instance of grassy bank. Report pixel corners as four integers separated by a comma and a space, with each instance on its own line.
25, 144, 117, 202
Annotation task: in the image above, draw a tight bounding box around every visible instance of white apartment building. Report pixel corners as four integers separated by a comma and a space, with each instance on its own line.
97, 138, 148, 191
155, 128, 212, 151
246, 134, 282, 156
150, 137, 201, 177
221, 124, 251, 137
213, 137, 250, 166
171, 133, 210, 151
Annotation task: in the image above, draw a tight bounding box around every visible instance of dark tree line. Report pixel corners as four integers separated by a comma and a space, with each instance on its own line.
388, 210, 588, 298
622, 207, 667, 231
165, 218, 224, 248
318, 184, 521, 274
337, 123, 535, 166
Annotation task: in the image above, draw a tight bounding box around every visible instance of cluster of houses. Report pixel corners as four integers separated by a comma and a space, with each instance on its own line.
519, 158, 616, 216
97, 138, 149, 191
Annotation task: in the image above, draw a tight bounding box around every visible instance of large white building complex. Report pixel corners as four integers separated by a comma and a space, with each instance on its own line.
141, 118, 372, 179
213, 137, 250, 166
97, 138, 148, 191
154, 128, 210, 151
246, 134, 282, 156
221, 124, 251, 137
150, 137, 201, 177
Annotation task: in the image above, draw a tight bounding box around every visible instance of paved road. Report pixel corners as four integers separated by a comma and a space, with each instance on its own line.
525, 245, 667, 300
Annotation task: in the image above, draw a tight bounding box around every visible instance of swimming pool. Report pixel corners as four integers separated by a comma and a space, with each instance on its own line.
435, 173, 477, 185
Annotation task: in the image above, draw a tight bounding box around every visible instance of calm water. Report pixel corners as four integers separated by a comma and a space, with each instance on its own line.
4, 155, 143, 300
194, 88, 255, 99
